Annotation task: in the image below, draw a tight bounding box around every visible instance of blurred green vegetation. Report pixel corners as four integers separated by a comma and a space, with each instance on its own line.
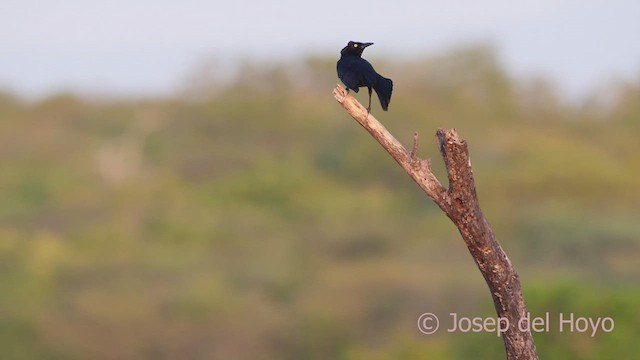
0, 45, 639, 359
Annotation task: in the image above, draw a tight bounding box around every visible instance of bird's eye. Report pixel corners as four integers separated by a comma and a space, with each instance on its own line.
353, 43, 358, 47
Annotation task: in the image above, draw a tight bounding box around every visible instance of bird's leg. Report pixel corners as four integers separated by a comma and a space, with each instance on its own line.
366, 87, 372, 115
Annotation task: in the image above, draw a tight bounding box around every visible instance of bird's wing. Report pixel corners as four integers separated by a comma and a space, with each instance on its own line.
360, 60, 379, 88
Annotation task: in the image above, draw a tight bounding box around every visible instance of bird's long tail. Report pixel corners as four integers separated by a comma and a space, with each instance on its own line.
374, 75, 393, 111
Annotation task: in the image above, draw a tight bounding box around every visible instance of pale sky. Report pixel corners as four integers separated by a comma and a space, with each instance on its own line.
1, 0, 639, 100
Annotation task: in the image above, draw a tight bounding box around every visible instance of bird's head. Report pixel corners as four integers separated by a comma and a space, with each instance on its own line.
341, 41, 373, 57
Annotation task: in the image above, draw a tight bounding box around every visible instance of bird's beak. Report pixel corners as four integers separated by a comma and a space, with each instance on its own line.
362, 42, 374, 48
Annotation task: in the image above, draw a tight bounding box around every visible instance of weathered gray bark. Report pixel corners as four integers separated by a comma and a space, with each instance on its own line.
333, 84, 538, 360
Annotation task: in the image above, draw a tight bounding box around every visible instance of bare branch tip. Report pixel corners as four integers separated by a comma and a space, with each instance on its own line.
436, 130, 447, 157
410, 132, 420, 161
333, 84, 348, 102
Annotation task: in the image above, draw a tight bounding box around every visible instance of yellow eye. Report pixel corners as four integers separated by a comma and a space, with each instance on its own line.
354, 43, 358, 47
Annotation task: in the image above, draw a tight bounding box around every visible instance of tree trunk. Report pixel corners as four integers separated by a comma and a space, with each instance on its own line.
333, 85, 538, 360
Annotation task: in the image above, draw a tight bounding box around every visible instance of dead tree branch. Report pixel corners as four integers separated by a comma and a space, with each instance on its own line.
332, 84, 538, 360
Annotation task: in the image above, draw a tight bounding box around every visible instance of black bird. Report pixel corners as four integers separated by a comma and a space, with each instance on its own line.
337, 41, 393, 112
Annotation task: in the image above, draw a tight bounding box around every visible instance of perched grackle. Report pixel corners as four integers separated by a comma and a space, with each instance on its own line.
337, 41, 393, 112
